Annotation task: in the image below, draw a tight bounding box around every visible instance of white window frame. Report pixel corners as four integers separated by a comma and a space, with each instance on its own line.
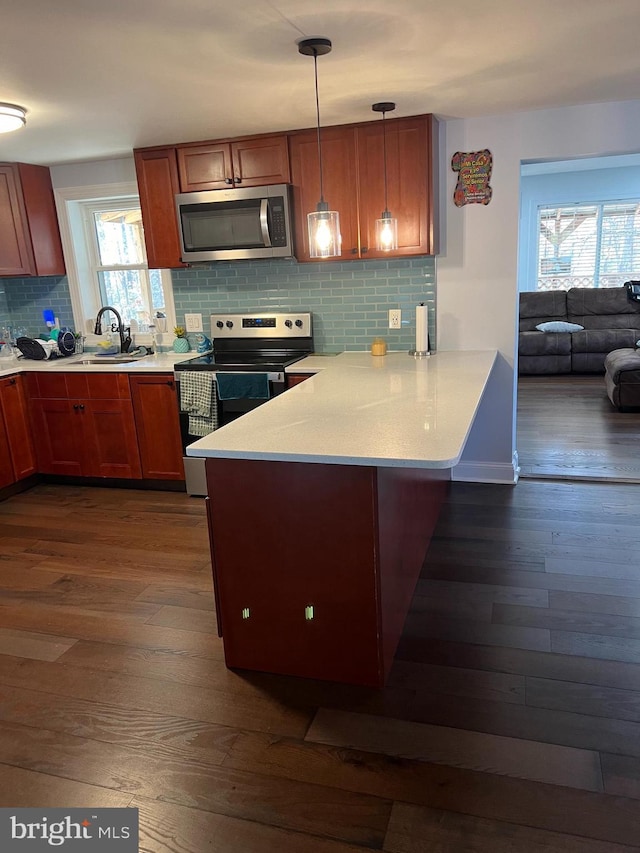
54, 181, 175, 345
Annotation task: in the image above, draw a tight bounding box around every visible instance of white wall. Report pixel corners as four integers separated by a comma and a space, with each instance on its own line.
50, 157, 136, 189
438, 99, 640, 483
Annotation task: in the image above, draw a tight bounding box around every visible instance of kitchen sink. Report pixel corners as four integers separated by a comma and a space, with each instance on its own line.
68, 355, 151, 366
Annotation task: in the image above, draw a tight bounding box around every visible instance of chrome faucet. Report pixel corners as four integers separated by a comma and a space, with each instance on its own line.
94, 306, 131, 353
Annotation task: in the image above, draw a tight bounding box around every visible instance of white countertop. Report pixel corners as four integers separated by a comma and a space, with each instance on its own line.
186, 350, 497, 469
0, 351, 193, 376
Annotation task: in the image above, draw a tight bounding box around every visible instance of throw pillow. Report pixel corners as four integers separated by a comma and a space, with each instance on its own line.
535, 321, 584, 333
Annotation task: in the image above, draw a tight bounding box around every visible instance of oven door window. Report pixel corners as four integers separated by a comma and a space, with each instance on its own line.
181, 198, 267, 251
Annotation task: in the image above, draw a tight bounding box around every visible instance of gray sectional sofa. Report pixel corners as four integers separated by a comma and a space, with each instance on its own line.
518, 287, 640, 374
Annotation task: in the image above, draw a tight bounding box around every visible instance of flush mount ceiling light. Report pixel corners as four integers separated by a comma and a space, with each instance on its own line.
0, 103, 26, 134
298, 37, 341, 259
372, 102, 398, 252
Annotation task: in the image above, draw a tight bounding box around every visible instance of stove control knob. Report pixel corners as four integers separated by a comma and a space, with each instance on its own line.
226, 321, 234, 329
295, 319, 303, 328
216, 321, 224, 329
285, 319, 293, 328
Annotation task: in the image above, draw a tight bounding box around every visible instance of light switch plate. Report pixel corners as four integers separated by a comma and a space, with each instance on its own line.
388, 309, 402, 329
185, 313, 203, 332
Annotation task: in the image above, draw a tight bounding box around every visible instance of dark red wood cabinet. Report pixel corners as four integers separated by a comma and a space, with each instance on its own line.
289, 114, 438, 262
0, 374, 37, 481
133, 147, 186, 271
129, 374, 184, 480
0, 163, 65, 277
177, 135, 290, 191
27, 372, 141, 479
205, 457, 447, 687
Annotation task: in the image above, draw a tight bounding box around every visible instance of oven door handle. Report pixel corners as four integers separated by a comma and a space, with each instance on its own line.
259, 198, 271, 248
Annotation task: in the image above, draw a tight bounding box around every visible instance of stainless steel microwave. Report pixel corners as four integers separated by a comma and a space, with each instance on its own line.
175, 183, 295, 262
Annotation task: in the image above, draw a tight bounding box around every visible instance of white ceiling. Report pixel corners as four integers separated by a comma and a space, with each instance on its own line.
1, 0, 640, 167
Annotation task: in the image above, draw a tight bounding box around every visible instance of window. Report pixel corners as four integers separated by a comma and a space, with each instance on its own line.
84, 200, 171, 330
537, 201, 640, 291
54, 181, 175, 340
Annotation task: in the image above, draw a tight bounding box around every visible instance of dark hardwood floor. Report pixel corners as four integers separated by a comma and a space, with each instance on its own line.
517, 374, 640, 481
1, 481, 640, 850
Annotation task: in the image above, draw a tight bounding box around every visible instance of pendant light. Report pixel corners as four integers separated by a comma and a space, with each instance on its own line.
372, 102, 398, 252
298, 37, 341, 259
0, 103, 26, 133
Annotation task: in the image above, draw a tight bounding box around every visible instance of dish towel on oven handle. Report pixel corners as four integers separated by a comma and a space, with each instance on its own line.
216, 372, 270, 401
179, 371, 219, 436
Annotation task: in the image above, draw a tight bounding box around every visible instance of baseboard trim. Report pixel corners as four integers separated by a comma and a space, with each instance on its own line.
452, 455, 520, 485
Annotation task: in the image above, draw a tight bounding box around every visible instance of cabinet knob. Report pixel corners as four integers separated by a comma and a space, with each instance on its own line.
79, 404, 85, 410
225, 177, 234, 185
351, 247, 358, 254
8, 378, 16, 385
166, 380, 174, 388
234, 177, 242, 184
361, 246, 368, 253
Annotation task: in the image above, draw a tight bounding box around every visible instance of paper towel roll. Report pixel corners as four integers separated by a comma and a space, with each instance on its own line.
415, 304, 429, 354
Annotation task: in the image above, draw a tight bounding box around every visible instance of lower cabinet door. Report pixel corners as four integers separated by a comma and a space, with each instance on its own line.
82, 398, 142, 479
129, 375, 184, 479
0, 375, 37, 480
30, 397, 83, 476
0, 416, 15, 488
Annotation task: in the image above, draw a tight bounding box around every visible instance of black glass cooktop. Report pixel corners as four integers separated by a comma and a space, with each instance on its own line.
175, 353, 305, 372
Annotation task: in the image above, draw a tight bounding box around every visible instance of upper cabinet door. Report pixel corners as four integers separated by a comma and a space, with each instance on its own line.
0, 163, 65, 277
289, 127, 360, 263
357, 116, 437, 258
177, 135, 291, 191
230, 135, 290, 187
134, 148, 186, 270
177, 143, 234, 191
0, 164, 34, 276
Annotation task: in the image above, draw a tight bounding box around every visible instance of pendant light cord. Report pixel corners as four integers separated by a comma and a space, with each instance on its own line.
313, 50, 325, 205
382, 109, 389, 214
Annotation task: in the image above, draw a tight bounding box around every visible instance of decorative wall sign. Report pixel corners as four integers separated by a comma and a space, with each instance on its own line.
451, 149, 493, 206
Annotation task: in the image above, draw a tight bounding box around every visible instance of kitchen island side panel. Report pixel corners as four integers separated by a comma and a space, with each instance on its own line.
206, 457, 383, 686
376, 466, 449, 680
205, 457, 449, 686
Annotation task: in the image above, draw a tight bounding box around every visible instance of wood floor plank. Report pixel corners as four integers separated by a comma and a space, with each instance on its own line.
146, 604, 217, 633
602, 753, 640, 801
0, 627, 77, 661
384, 802, 637, 853
494, 602, 640, 639
402, 612, 551, 652
394, 636, 640, 693
414, 578, 549, 608
0, 719, 391, 849
133, 795, 375, 853
0, 762, 133, 808
136, 583, 215, 611
526, 676, 640, 724
223, 732, 640, 848
387, 660, 526, 706
550, 590, 640, 618
0, 655, 311, 738
551, 631, 640, 665
305, 708, 603, 791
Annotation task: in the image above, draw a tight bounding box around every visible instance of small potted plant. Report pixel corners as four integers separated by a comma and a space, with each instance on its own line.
172, 325, 190, 353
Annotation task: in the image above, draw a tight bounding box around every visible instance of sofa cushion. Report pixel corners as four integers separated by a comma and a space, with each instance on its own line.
519, 330, 571, 356
604, 347, 640, 383
566, 286, 640, 330
519, 291, 568, 331
519, 354, 571, 374
571, 328, 638, 353
536, 321, 584, 333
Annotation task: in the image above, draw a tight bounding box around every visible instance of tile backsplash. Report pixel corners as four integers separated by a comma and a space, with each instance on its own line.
172, 256, 436, 352
0, 256, 437, 351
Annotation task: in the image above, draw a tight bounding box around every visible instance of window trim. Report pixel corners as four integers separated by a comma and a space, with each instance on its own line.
54, 182, 175, 340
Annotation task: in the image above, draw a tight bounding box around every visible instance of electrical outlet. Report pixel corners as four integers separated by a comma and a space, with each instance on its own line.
388, 309, 402, 329
184, 313, 203, 332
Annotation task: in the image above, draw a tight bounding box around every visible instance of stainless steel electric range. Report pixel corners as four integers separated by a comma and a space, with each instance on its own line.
174, 311, 313, 495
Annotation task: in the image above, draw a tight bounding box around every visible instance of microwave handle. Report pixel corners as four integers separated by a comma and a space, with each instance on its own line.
259, 198, 272, 248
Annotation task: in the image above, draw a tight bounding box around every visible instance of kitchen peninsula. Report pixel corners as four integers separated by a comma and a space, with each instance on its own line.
188, 349, 497, 687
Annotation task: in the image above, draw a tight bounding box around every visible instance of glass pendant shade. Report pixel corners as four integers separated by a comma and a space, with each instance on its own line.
376, 211, 398, 252
0, 103, 26, 133
308, 203, 341, 258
